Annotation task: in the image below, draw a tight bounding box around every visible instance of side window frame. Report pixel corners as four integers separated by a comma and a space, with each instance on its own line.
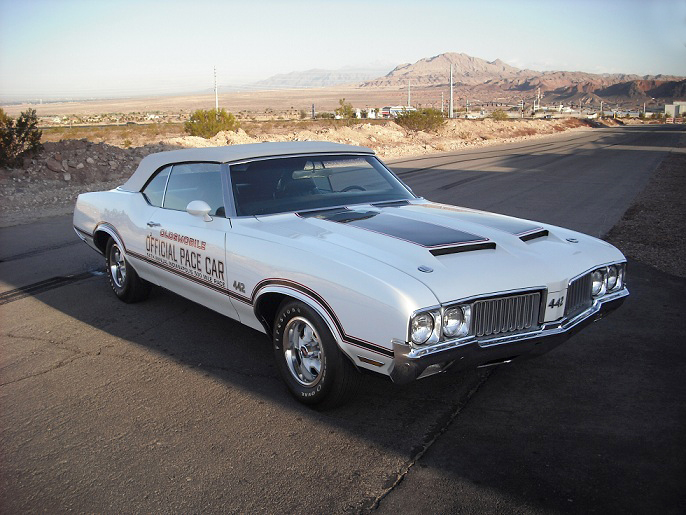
160, 161, 228, 217
141, 164, 173, 207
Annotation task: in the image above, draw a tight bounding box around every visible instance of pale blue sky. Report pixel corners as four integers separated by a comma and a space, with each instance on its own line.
1, 0, 684, 100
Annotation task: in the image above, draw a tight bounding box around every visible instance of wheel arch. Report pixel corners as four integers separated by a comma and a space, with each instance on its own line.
253, 287, 346, 354
93, 223, 125, 255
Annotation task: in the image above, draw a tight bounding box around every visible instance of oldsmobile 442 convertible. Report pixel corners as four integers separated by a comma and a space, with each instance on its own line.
73, 142, 628, 407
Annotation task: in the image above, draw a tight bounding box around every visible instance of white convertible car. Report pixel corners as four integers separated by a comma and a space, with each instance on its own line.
73, 142, 628, 407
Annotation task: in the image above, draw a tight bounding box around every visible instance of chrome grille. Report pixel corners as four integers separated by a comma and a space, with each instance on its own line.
564, 273, 592, 317
472, 292, 541, 338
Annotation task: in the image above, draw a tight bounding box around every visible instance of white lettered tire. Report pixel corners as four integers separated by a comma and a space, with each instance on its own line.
273, 300, 360, 408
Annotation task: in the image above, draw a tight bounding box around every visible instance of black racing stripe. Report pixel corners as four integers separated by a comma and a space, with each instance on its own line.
315, 210, 488, 248
413, 205, 544, 237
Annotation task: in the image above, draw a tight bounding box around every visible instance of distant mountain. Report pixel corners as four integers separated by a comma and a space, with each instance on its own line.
359, 52, 686, 105
361, 52, 530, 87
250, 67, 391, 90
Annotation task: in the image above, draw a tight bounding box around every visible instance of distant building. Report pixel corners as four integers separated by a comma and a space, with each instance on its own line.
664, 101, 686, 117
379, 106, 417, 118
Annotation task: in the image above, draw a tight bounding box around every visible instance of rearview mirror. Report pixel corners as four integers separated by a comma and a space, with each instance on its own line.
186, 200, 213, 222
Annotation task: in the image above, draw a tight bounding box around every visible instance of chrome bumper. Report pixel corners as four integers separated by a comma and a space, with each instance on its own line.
389, 288, 628, 384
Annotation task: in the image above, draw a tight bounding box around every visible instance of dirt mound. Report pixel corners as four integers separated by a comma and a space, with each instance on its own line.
0, 118, 591, 227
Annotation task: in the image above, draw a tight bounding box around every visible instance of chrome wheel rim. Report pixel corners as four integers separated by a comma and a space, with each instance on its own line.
109, 243, 127, 288
283, 316, 323, 387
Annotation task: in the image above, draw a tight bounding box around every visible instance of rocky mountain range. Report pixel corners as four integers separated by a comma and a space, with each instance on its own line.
360, 52, 686, 106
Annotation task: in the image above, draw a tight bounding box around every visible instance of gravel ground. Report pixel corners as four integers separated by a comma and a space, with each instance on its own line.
606, 133, 686, 278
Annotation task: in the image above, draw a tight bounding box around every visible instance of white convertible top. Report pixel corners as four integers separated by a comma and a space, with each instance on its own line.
120, 141, 375, 192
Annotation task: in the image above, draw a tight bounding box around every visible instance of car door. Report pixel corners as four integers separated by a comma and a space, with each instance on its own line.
141, 162, 240, 321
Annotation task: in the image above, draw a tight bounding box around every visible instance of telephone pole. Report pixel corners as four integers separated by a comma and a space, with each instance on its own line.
441, 92, 444, 114
449, 64, 454, 119
214, 66, 219, 111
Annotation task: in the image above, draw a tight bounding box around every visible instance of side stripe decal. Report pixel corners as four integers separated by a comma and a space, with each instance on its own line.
85, 225, 394, 358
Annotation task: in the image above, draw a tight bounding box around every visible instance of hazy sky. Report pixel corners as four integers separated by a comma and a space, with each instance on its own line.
1, 0, 685, 100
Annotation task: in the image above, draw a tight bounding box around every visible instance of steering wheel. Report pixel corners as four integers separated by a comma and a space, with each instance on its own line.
341, 185, 366, 192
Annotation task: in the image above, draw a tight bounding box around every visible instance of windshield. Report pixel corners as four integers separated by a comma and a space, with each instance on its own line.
229, 154, 415, 216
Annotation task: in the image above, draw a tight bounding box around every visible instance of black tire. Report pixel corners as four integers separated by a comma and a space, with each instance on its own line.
273, 300, 360, 408
105, 238, 151, 303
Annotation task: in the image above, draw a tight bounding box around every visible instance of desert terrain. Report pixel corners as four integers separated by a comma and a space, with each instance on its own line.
0, 116, 599, 227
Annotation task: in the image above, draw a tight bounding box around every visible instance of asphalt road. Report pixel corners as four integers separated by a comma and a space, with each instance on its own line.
1, 125, 684, 513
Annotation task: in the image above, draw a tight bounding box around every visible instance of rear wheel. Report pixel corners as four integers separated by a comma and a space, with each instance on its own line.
273, 300, 360, 408
105, 238, 150, 303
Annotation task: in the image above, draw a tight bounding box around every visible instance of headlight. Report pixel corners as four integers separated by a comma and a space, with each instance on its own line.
591, 269, 606, 297
443, 306, 470, 338
606, 265, 619, 291
410, 313, 434, 344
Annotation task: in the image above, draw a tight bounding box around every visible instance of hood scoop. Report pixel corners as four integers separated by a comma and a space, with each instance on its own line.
518, 228, 549, 242
430, 241, 497, 256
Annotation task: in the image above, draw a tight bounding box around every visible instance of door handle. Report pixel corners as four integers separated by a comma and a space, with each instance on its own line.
147, 221, 161, 227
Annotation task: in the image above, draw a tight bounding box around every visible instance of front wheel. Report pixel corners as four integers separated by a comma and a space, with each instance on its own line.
105, 238, 150, 303
273, 300, 360, 408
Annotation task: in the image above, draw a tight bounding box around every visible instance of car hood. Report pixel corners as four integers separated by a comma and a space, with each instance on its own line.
248, 200, 625, 303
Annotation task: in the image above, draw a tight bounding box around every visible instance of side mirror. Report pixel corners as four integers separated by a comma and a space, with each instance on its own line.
186, 200, 213, 222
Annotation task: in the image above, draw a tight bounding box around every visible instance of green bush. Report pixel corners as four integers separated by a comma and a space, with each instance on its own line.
490, 109, 508, 121
335, 98, 354, 119
0, 108, 42, 167
394, 108, 445, 132
184, 108, 239, 138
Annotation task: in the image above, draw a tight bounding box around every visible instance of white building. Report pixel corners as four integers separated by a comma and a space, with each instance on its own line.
664, 101, 686, 117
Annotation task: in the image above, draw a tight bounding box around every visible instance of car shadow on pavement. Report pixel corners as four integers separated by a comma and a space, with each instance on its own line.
5, 259, 684, 513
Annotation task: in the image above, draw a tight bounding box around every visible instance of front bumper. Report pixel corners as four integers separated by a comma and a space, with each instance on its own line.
389, 288, 628, 384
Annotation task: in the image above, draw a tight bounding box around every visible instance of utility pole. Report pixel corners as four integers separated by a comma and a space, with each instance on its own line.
312, 104, 315, 120
214, 66, 219, 112
407, 81, 411, 107
441, 92, 444, 114
600, 100, 603, 117
449, 64, 454, 119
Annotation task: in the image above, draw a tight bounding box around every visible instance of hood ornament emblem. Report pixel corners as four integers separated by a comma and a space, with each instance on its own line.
418, 265, 433, 273
566, 238, 579, 243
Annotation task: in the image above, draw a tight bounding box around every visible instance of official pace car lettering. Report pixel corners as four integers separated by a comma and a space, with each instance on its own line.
159, 229, 207, 250
145, 233, 225, 285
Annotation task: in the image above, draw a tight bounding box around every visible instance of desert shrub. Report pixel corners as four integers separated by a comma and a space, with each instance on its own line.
490, 109, 509, 121
394, 108, 445, 132
317, 112, 335, 119
335, 98, 354, 119
0, 108, 42, 167
184, 108, 239, 138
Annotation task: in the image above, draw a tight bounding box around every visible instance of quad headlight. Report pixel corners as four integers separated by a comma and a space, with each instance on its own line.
410, 312, 434, 344
443, 305, 471, 338
410, 304, 471, 346
591, 263, 626, 298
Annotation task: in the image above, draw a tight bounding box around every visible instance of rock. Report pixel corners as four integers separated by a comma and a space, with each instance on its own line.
46, 158, 63, 172
54, 153, 62, 162
76, 163, 85, 169
109, 161, 118, 169
63, 173, 71, 181
86, 157, 95, 164
62, 160, 69, 170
